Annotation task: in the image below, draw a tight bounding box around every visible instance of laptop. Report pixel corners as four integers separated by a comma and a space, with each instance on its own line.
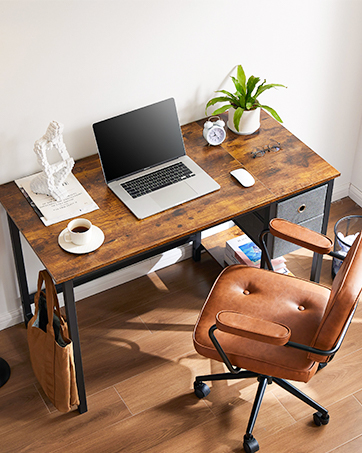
92, 98, 220, 219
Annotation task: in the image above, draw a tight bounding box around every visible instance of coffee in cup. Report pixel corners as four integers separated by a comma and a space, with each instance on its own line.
64, 218, 93, 246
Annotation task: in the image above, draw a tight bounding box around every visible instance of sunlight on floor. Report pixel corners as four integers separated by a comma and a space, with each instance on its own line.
147, 272, 170, 292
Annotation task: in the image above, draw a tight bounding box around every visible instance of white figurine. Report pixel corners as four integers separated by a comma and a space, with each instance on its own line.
30, 121, 74, 201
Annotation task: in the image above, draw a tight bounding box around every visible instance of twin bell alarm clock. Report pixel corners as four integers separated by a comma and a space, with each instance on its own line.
203, 116, 226, 146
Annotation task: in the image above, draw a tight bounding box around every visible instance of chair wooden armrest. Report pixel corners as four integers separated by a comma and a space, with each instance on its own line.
269, 218, 333, 254
215, 310, 291, 346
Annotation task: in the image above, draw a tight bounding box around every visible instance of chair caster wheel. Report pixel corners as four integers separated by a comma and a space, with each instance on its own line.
243, 434, 259, 453
193, 381, 210, 399
317, 362, 328, 372
313, 411, 330, 426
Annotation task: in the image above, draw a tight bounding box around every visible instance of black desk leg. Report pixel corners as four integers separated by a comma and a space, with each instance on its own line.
310, 252, 323, 283
63, 281, 88, 414
192, 232, 203, 261
310, 179, 334, 283
7, 215, 33, 324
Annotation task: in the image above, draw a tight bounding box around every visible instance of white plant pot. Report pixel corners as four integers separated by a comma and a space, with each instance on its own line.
227, 107, 261, 135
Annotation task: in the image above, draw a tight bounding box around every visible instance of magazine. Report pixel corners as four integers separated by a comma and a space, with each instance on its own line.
225, 233, 291, 274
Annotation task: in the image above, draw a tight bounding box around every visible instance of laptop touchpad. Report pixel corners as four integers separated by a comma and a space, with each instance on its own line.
150, 184, 197, 209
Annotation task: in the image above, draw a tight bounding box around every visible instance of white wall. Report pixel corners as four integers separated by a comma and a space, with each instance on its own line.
1, 0, 362, 329
351, 119, 362, 202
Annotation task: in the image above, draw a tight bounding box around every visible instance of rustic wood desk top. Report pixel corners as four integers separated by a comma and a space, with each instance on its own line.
0, 111, 339, 284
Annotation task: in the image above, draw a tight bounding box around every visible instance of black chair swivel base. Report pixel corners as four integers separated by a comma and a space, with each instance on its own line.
0, 358, 10, 387
194, 370, 329, 453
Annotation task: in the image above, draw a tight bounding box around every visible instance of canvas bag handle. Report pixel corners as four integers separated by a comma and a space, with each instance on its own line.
35, 270, 62, 335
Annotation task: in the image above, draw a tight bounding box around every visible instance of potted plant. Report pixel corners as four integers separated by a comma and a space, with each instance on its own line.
205, 64, 286, 135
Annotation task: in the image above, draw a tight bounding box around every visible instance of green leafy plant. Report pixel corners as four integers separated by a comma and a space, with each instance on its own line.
205, 64, 286, 132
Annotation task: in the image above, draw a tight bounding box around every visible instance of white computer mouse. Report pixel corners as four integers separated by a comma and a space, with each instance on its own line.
230, 168, 255, 188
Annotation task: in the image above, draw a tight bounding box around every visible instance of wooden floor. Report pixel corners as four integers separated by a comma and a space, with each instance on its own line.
1, 197, 362, 453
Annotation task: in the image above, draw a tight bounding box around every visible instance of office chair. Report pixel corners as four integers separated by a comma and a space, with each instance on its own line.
193, 218, 362, 453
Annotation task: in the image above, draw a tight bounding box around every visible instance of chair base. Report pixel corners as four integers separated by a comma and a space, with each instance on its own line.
0, 358, 10, 387
194, 369, 329, 452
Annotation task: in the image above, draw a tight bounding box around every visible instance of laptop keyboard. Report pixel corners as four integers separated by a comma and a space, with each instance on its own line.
121, 162, 195, 199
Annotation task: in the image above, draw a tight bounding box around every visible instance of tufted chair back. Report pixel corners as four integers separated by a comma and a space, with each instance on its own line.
308, 232, 362, 361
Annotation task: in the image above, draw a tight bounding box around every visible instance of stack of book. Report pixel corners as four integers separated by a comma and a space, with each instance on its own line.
224, 233, 292, 275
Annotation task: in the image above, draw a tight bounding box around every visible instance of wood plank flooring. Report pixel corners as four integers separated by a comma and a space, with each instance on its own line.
1, 197, 362, 453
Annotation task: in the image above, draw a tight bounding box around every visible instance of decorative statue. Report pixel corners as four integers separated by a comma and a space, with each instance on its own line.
30, 121, 74, 201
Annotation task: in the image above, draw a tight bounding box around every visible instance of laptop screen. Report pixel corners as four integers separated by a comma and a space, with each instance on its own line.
92, 98, 186, 183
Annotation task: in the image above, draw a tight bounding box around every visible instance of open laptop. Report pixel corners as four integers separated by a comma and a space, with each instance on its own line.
92, 98, 220, 219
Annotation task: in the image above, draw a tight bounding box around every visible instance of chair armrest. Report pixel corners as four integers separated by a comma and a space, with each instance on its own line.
215, 310, 291, 346
269, 218, 333, 255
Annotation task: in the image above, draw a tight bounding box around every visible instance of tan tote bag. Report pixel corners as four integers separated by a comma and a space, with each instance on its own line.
27, 270, 79, 412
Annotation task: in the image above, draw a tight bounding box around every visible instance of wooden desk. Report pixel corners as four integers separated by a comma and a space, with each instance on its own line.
0, 111, 339, 413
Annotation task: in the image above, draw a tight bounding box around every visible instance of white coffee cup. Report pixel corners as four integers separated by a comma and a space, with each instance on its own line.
64, 218, 93, 246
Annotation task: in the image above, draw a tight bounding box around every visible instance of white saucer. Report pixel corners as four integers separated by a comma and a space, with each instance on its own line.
58, 225, 105, 254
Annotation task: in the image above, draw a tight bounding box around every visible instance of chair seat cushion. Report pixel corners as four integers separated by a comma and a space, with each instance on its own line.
193, 265, 331, 383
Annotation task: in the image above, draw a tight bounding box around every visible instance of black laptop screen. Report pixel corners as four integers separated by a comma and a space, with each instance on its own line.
92, 98, 186, 183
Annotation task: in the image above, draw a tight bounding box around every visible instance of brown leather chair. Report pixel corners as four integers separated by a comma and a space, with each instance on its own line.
193, 219, 362, 453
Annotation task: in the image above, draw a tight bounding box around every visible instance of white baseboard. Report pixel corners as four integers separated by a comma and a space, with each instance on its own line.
66, 243, 194, 304
0, 243, 194, 331
348, 184, 362, 207
333, 181, 362, 207
0, 221, 235, 331
0, 307, 25, 331
332, 183, 349, 202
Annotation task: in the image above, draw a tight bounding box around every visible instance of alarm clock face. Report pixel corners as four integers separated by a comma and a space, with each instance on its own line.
208, 126, 226, 145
